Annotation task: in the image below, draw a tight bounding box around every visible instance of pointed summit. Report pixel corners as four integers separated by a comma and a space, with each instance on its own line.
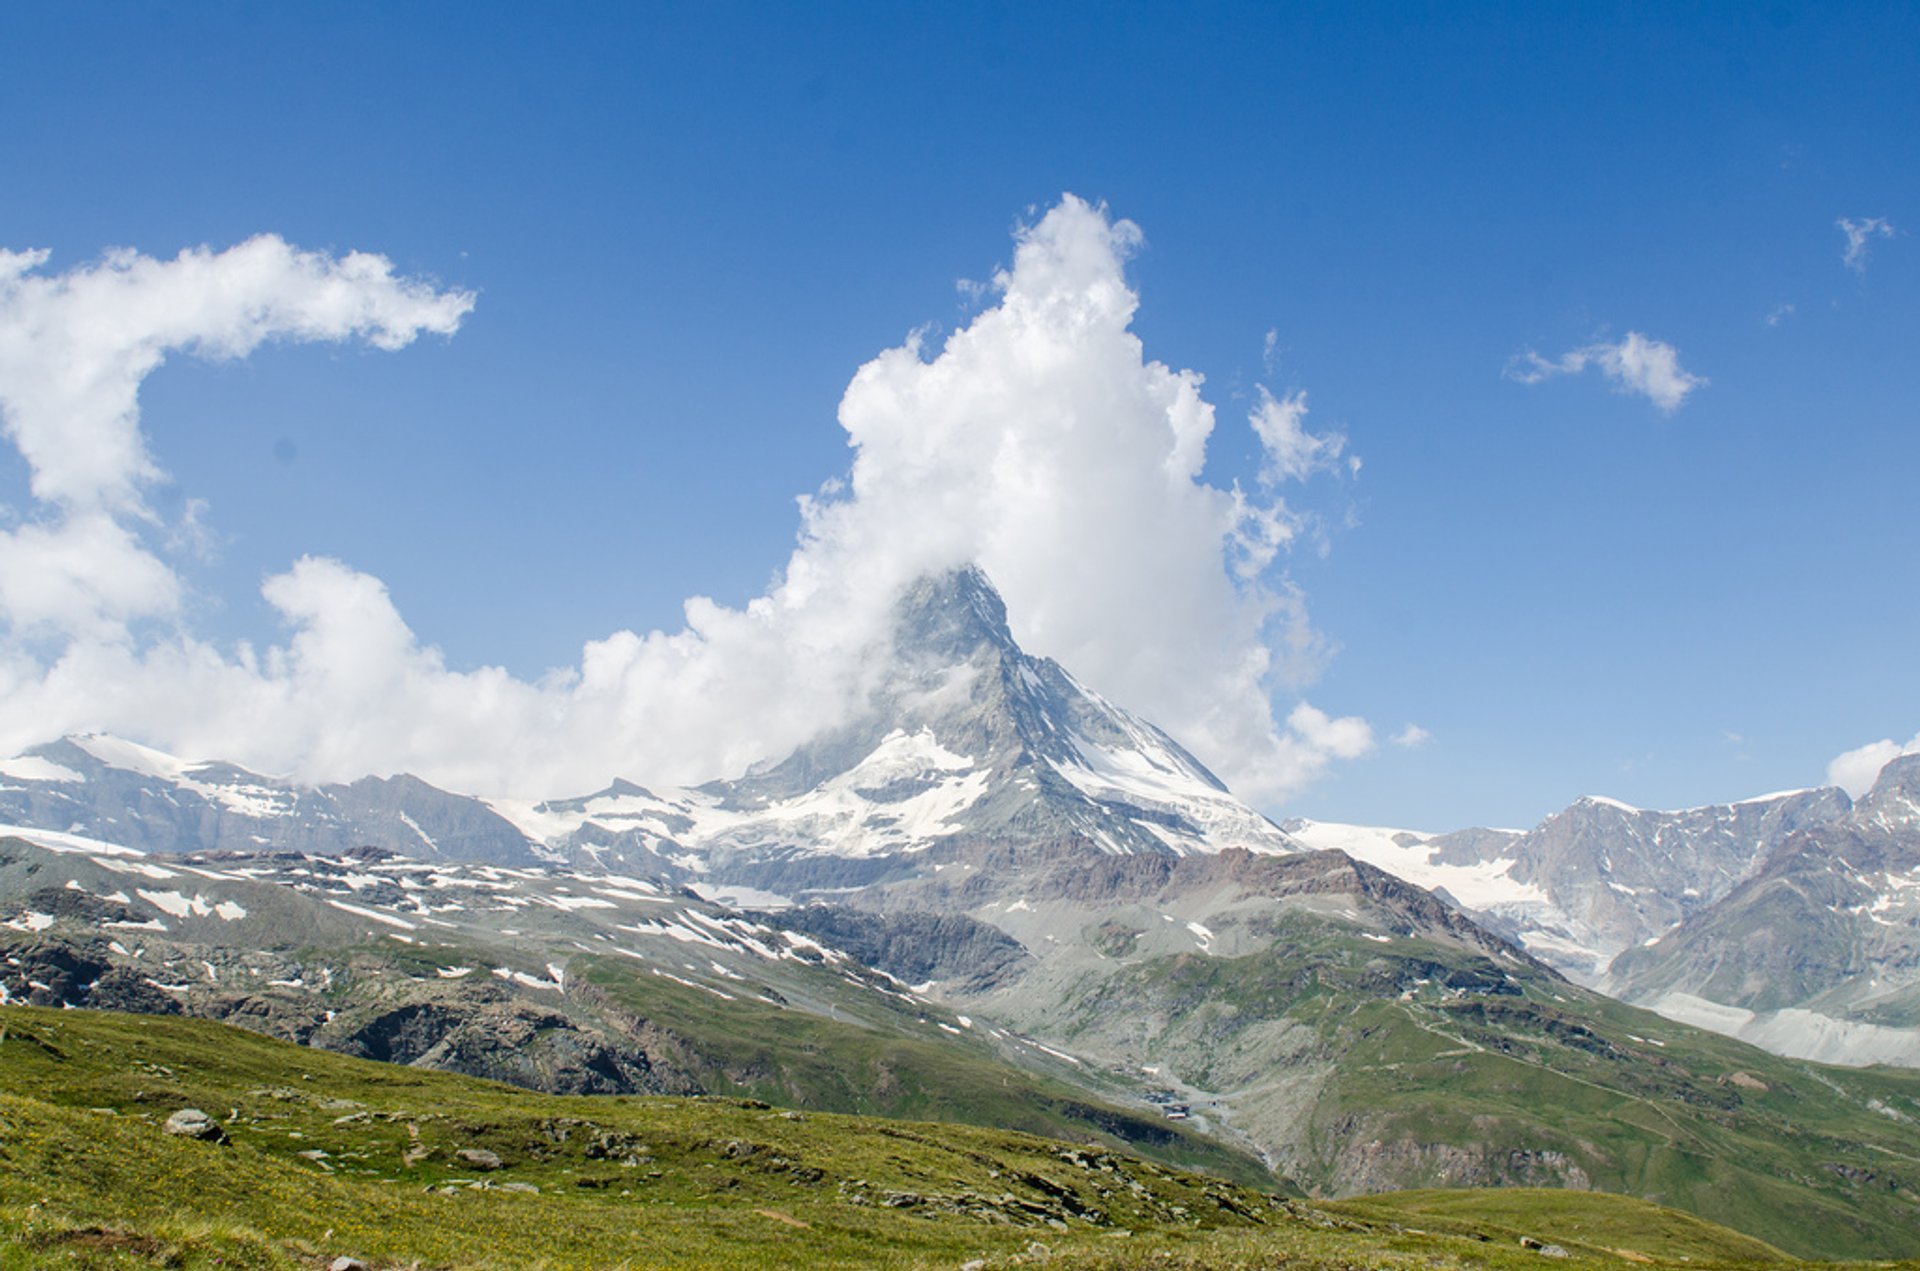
527, 567, 1299, 885
701, 566, 1291, 858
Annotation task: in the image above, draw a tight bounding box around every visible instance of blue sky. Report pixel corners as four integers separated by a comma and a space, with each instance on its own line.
0, 3, 1914, 828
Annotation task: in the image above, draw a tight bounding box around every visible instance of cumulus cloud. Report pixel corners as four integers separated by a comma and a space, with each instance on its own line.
1506, 331, 1706, 414
1837, 217, 1895, 273
1828, 732, 1920, 798
0, 200, 1365, 807
0, 237, 473, 640
1391, 724, 1431, 749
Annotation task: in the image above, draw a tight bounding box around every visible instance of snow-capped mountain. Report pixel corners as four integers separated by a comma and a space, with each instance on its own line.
0, 568, 1297, 900
0, 735, 541, 864
508, 567, 1300, 893
1285, 784, 1849, 982
1606, 754, 1920, 1066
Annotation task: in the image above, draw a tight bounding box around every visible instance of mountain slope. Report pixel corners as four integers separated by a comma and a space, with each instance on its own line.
0, 735, 540, 863
1608, 754, 1920, 1066
0, 829, 1262, 1181
0, 1005, 1801, 1271
785, 834, 1920, 1260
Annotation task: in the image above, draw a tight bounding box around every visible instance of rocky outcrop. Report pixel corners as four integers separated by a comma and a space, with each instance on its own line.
762, 906, 1031, 991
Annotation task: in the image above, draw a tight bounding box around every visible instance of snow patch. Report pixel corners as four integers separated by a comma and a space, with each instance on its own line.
324, 899, 419, 930
688, 882, 793, 911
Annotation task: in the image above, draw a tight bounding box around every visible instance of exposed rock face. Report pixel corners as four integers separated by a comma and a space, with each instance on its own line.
1495, 788, 1850, 972
0, 938, 185, 1016
1606, 755, 1920, 1066
761, 906, 1031, 992
1325, 1134, 1594, 1195
1287, 787, 1851, 982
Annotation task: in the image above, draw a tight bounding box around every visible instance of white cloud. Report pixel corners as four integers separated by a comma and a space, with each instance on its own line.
1249, 386, 1346, 485
1765, 303, 1795, 327
1506, 331, 1706, 414
1391, 723, 1431, 749
0, 200, 1365, 808
0, 237, 472, 514
0, 237, 473, 642
1837, 217, 1895, 273
1828, 732, 1920, 798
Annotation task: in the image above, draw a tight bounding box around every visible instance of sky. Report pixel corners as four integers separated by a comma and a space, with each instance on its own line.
0, 2, 1915, 830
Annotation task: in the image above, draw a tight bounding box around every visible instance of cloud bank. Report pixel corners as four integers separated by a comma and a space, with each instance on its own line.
0, 199, 1366, 806
1506, 332, 1706, 414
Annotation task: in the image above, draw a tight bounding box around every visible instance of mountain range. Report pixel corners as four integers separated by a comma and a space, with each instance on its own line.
4, 565, 1919, 1259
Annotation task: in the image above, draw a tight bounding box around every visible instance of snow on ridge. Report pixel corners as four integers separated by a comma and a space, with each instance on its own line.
325, 898, 419, 930
695, 730, 993, 859
1730, 787, 1817, 806
1048, 728, 1289, 855
1573, 794, 1642, 814
0, 755, 83, 784
1284, 818, 1552, 925
70, 733, 198, 781
483, 796, 591, 844
689, 882, 794, 911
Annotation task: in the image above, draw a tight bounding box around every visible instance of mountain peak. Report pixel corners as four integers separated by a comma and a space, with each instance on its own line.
1854, 753, 1920, 834
889, 564, 1019, 665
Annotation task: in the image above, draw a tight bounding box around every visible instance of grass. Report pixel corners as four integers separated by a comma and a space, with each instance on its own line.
0, 1005, 1874, 1270
1328, 1188, 1793, 1263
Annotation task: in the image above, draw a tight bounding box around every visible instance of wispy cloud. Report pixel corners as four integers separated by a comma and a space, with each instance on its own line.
1765, 302, 1795, 327
1505, 331, 1706, 414
1391, 724, 1431, 749
1837, 216, 1895, 273
0, 200, 1369, 807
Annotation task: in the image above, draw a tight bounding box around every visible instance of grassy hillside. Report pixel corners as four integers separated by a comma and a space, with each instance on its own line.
0, 1006, 1848, 1270
569, 955, 1270, 1186
996, 903, 1920, 1261
1329, 1189, 1792, 1264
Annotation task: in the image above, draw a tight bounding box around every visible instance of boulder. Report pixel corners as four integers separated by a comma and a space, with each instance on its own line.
162, 1108, 226, 1143
455, 1147, 503, 1170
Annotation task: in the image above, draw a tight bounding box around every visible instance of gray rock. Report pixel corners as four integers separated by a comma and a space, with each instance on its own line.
456, 1147, 503, 1170
162, 1108, 225, 1142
